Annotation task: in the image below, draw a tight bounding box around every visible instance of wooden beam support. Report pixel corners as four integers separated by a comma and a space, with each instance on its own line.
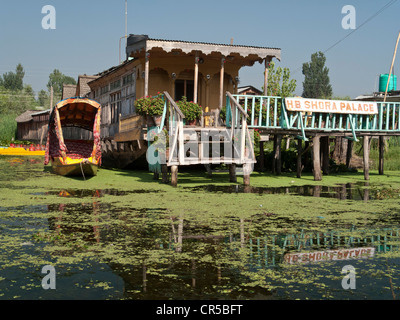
144, 52, 150, 97
321, 136, 329, 175
296, 138, 302, 178
259, 141, 265, 172
379, 136, 385, 175
273, 134, 282, 175
171, 165, 178, 187
229, 164, 237, 183
312, 135, 322, 181
363, 136, 370, 180
346, 140, 353, 169
194, 53, 199, 104
219, 57, 225, 110
263, 57, 272, 95
243, 163, 250, 186
161, 164, 168, 183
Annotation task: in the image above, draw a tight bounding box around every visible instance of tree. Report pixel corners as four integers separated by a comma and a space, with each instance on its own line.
1, 63, 25, 91
47, 69, 76, 95
38, 90, 49, 107
302, 51, 332, 98
264, 62, 297, 97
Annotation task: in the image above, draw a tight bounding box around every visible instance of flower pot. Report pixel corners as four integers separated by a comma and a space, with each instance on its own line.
184, 119, 197, 126
153, 115, 162, 127
146, 115, 155, 127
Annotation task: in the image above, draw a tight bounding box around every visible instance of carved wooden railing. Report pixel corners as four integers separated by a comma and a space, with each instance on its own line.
225, 92, 255, 163
163, 91, 185, 165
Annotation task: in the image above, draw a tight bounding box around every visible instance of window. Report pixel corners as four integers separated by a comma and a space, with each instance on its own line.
175, 79, 194, 102
110, 79, 121, 91
100, 85, 109, 95
123, 73, 133, 86
110, 92, 121, 123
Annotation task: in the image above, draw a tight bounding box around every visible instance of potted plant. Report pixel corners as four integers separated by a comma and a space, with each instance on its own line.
176, 96, 202, 126
134, 93, 165, 126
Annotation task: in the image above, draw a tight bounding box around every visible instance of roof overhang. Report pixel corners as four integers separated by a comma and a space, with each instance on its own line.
126, 35, 281, 66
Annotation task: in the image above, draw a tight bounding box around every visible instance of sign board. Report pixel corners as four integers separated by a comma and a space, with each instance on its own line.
285, 98, 378, 115
283, 247, 375, 264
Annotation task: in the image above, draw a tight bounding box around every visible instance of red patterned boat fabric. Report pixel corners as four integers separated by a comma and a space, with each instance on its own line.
44, 99, 102, 165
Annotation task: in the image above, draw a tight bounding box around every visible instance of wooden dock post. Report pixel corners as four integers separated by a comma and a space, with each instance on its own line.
161, 164, 168, 183
171, 165, 178, 187
312, 135, 322, 181
272, 134, 282, 175
346, 140, 353, 169
259, 141, 265, 172
321, 136, 329, 175
229, 164, 237, 182
379, 136, 384, 175
296, 138, 302, 178
243, 163, 250, 186
363, 136, 370, 180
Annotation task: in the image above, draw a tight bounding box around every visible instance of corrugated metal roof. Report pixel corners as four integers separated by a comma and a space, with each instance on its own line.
126, 35, 281, 60
146, 37, 281, 51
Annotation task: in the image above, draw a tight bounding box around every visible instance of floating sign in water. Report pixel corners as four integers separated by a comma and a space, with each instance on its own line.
283, 247, 375, 264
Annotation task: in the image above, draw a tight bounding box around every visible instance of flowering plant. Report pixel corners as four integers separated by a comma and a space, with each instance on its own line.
176, 96, 202, 122
134, 93, 165, 116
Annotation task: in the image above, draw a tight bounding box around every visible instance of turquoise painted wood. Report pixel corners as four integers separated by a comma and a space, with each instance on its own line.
230, 94, 400, 141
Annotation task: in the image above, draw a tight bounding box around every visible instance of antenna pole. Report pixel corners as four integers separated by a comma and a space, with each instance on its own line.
384, 31, 400, 102
125, 0, 128, 47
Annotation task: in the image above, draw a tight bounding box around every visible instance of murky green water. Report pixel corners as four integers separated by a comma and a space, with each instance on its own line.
2, 156, 400, 300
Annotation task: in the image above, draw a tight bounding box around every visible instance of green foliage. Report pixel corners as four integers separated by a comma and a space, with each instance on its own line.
38, 90, 49, 107
0, 86, 38, 116
47, 69, 76, 95
0, 113, 17, 141
176, 96, 202, 122
134, 93, 165, 116
1, 63, 24, 91
302, 51, 332, 99
370, 139, 400, 171
265, 62, 297, 98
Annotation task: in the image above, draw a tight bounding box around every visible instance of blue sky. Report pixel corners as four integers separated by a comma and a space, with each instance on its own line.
0, 0, 399, 99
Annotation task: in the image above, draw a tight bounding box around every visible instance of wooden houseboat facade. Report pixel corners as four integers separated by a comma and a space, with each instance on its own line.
87, 34, 281, 169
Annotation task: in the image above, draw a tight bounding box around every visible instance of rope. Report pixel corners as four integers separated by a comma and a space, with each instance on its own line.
80, 159, 87, 181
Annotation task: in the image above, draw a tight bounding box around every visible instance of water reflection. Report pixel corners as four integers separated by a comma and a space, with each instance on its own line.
39, 192, 400, 299
187, 182, 400, 201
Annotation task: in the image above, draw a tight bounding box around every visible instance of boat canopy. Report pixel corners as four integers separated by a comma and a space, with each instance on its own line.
53, 97, 101, 131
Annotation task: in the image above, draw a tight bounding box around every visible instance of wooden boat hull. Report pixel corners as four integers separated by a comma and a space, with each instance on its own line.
51, 157, 98, 177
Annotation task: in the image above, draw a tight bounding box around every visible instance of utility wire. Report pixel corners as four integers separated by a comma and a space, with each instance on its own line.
293, 0, 399, 75
323, 0, 399, 54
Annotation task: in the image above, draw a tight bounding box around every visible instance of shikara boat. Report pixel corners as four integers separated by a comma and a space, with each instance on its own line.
44, 97, 102, 177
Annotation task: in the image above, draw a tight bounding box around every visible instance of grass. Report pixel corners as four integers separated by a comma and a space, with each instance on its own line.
0, 113, 17, 142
